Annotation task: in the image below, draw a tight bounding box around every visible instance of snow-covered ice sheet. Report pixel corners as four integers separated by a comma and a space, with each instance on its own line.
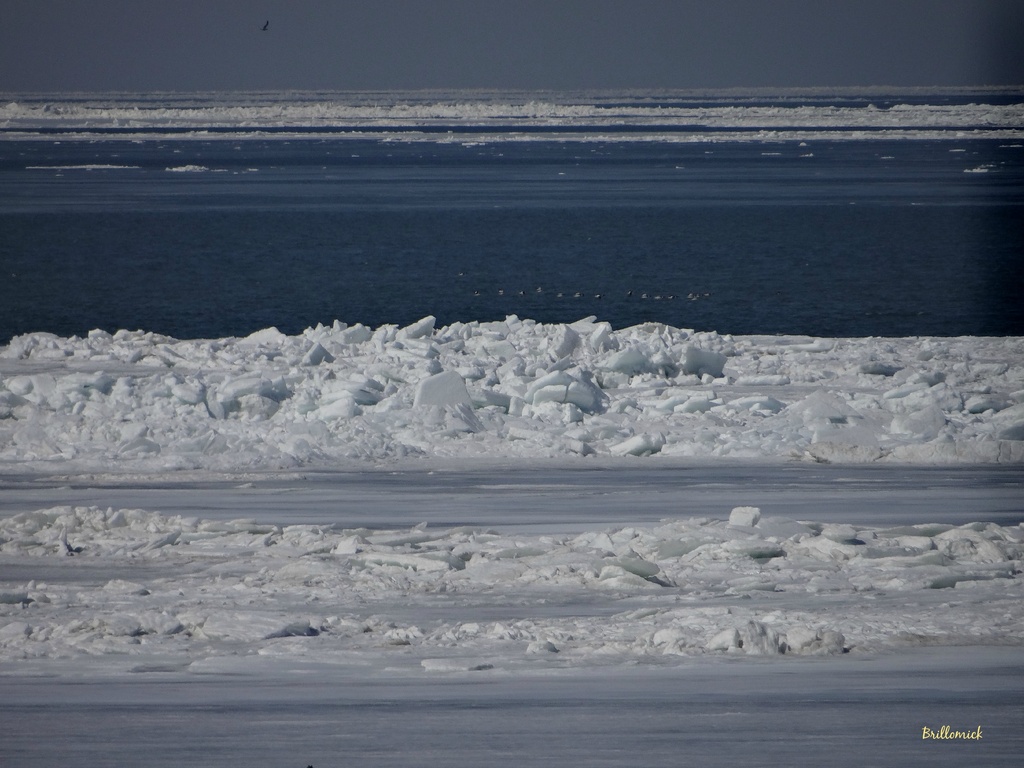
2, 317, 1022, 471
1, 493, 1022, 676
2, 320, 1022, 764
2, 478, 1023, 761
3, 648, 1023, 767
2, 463, 1021, 530
2, 465, 1023, 765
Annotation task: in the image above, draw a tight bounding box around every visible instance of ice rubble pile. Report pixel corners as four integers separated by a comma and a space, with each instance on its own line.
2, 316, 1023, 469
1, 505, 1021, 671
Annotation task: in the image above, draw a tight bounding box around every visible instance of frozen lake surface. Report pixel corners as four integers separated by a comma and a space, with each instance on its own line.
2, 463, 1022, 766
1, 321, 1023, 766
3, 648, 1023, 767
2, 461, 1023, 530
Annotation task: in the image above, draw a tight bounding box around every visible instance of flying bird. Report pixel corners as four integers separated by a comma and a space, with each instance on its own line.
262, 20, 269, 31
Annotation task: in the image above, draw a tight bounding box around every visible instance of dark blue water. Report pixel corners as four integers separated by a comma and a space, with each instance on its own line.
1, 137, 1021, 342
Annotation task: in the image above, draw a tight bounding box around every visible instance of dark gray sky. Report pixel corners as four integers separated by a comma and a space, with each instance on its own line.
2, 0, 1022, 92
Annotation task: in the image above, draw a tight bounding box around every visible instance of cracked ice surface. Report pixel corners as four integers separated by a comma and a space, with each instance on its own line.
1, 503, 1021, 676
1, 317, 1022, 678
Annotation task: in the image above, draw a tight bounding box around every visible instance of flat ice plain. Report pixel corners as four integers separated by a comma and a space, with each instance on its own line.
1, 316, 1022, 766
2, 90, 1023, 766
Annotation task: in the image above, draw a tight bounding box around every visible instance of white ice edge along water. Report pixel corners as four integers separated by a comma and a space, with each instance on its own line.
2, 89, 1023, 142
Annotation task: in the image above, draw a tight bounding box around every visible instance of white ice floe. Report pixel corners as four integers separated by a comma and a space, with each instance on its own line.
0, 503, 1020, 674
1, 317, 1022, 472
25, 164, 141, 170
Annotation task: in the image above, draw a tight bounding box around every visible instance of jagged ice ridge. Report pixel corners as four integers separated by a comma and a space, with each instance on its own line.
1, 316, 1022, 471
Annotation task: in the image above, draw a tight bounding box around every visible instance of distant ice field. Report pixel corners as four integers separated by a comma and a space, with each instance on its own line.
2, 87, 1023, 140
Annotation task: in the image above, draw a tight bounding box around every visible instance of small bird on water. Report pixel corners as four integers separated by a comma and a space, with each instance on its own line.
261, 20, 269, 31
